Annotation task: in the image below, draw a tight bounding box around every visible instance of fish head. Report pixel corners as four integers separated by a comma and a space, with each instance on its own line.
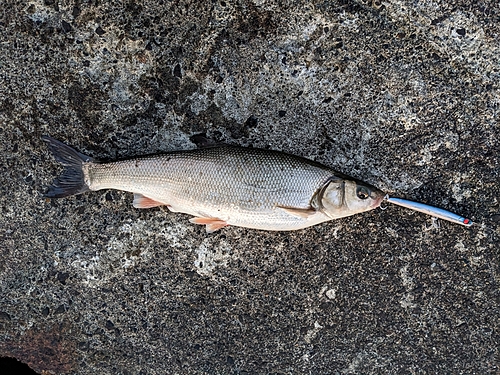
319, 178, 385, 218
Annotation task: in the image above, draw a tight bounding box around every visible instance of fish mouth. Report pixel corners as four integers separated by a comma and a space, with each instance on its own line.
370, 190, 386, 208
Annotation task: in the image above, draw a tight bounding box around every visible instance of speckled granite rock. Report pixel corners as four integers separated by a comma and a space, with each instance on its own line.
0, 0, 498, 374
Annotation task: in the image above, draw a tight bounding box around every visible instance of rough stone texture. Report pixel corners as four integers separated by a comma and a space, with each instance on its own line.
0, 0, 498, 374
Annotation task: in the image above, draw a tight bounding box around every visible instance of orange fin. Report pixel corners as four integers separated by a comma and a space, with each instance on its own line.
189, 217, 228, 233
276, 205, 317, 218
133, 193, 165, 209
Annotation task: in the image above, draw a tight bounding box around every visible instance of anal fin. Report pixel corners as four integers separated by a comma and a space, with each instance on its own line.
276, 205, 317, 218
189, 217, 228, 233
133, 193, 165, 209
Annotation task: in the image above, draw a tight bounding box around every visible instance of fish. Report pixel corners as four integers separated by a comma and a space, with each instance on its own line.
42, 136, 385, 232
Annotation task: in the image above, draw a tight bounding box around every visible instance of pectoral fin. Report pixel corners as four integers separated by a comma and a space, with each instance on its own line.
276, 205, 317, 218
189, 217, 228, 233
133, 193, 165, 209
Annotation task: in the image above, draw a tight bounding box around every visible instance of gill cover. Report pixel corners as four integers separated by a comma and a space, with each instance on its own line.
316, 178, 383, 219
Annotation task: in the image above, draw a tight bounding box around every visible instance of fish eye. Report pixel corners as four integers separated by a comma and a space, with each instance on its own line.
356, 187, 370, 200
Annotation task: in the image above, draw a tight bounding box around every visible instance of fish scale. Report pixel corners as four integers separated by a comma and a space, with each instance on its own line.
87, 147, 336, 230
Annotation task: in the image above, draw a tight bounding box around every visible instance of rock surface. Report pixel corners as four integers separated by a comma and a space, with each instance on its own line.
0, 0, 498, 374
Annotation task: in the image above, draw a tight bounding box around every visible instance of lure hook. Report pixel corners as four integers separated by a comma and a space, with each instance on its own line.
379, 194, 390, 210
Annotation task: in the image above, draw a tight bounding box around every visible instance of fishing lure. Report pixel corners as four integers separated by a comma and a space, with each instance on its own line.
384, 195, 473, 227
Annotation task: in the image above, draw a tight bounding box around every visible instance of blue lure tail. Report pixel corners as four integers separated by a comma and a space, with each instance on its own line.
42, 136, 93, 198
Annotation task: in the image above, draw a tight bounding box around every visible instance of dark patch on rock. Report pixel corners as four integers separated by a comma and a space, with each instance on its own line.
245, 115, 258, 128
173, 63, 182, 78
0, 324, 76, 374
182, 103, 240, 137
67, 83, 103, 113
0, 98, 15, 113
95, 26, 105, 36
233, 3, 279, 41
142, 67, 181, 106
190, 133, 217, 148
0, 312, 11, 321
72, 6, 81, 18
56, 272, 70, 285
61, 20, 72, 33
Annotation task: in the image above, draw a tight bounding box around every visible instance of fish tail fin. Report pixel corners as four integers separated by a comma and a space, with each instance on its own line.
42, 136, 94, 198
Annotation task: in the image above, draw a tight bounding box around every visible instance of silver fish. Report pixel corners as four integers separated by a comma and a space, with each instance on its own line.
42, 136, 384, 232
